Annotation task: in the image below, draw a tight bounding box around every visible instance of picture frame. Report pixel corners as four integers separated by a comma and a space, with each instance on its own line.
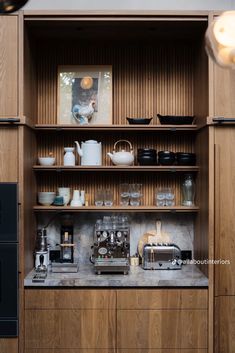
57, 65, 112, 125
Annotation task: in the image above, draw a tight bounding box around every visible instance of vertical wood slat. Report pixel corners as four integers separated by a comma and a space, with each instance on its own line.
35, 42, 195, 124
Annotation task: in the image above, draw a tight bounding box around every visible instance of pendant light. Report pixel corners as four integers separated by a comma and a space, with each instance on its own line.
0, 0, 29, 13
205, 11, 235, 69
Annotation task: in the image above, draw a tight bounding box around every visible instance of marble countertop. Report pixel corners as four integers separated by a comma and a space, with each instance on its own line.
24, 264, 208, 287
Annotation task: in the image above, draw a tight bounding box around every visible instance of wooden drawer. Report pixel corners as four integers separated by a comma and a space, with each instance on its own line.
25, 309, 115, 349
117, 309, 207, 349
117, 289, 208, 309
25, 289, 116, 309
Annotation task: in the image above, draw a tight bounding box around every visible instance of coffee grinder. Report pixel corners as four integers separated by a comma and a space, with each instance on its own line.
60, 214, 74, 263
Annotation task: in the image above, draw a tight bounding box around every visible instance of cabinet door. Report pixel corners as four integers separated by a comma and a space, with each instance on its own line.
214, 127, 235, 295
0, 16, 18, 117
213, 65, 235, 117
25, 290, 116, 350
215, 296, 235, 353
117, 289, 207, 350
0, 339, 18, 353
0, 128, 18, 181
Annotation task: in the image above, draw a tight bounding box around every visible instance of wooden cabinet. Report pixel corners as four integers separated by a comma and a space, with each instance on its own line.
0, 339, 18, 353
215, 296, 235, 353
0, 127, 18, 181
25, 290, 116, 350
117, 289, 207, 350
25, 289, 207, 351
0, 16, 18, 117
214, 127, 235, 295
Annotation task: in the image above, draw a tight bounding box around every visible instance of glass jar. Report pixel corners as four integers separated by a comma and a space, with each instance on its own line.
181, 174, 195, 206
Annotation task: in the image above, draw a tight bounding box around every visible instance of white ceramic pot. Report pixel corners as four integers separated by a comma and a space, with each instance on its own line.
107, 140, 134, 166
63, 147, 76, 166
75, 140, 102, 166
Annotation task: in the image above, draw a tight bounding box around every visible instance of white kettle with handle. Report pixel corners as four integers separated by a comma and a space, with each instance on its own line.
75, 140, 102, 166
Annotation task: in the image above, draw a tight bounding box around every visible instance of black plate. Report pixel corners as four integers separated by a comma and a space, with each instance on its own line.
126, 117, 153, 125
157, 114, 195, 125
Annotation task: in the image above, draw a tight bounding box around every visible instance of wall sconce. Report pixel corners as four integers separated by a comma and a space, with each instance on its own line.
0, 0, 29, 13
205, 11, 235, 69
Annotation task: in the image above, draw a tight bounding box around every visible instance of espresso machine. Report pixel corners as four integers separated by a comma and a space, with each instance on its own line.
91, 216, 130, 274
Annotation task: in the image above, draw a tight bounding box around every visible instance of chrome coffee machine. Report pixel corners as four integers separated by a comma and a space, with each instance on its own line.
91, 216, 130, 274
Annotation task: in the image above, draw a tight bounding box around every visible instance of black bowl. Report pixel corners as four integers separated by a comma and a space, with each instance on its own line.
127, 117, 153, 125
176, 152, 196, 166
158, 151, 175, 165
138, 155, 157, 165
157, 114, 195, 125
138, 148, 157, 157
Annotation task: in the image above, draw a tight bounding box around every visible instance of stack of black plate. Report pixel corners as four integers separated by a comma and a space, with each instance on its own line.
137, 149, 157, 165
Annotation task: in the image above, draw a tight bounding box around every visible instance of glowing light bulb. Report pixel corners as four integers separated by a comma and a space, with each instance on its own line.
213, 11, 235, 47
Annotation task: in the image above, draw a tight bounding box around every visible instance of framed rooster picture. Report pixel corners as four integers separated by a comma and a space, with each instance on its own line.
57, 65, 112, 125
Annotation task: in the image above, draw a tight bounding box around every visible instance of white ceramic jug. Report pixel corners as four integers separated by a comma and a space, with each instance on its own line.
63, 147, 76, 166
75, 140, 102, 166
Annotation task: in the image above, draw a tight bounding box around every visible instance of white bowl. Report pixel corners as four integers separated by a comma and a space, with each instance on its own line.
38, 157, 56, 166
38, 192, 56, 206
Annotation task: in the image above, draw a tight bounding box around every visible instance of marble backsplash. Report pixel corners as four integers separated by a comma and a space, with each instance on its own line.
37, 213, 193, 264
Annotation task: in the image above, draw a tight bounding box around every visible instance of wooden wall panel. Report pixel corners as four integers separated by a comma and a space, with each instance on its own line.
215, 296, 235, 353
36, 131, 195, 165
117, 309, 207, 349
35, 131, 196, 206
0, 16, 18, 117
0, 338, 18, 353
34, 41, 196, 125
214, 127, 235, 295
194, 127, 209, 276
213, 66, 235, 117
25, 309, 115, 349
0, 127, 18, 181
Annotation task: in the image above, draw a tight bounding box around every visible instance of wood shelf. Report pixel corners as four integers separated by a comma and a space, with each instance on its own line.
33, 205, 199, 213
33, 165, 199, 172
34, 124, 198, 132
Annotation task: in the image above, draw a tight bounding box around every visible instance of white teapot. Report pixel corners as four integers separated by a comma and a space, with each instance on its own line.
107, 140, 134, 166
75, 140, 102, 166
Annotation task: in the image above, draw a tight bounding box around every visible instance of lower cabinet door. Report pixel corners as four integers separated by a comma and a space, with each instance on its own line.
0, 338, 18, 353
25, 309, 115, 349
215, 296, 235, 353
117, 309, 207, 349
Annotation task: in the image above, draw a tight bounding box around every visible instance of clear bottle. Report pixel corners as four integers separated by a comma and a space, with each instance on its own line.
181, 174, 195, 206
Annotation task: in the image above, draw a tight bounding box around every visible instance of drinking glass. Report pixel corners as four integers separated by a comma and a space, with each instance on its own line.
94, 189, 104, 206
165, 187, 175, 206
120, 183, 130, 205
104, 189, 113, 206
130, 183, 142, 206
155, 188, 165, 206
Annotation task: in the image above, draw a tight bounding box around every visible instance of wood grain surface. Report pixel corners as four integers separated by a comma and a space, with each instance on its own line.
0, 128, 18, 181
25, 309, 116, 349
0, 16, 18, 117
117, 289, 207, 309
214, 127, 235, 295
117, 309, 207, 349
25, 289, 116, 309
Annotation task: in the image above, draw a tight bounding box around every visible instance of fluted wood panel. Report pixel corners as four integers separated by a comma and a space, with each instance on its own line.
36, 172, 193, 206
36, 131, 195, 165
35, 42, 195, 124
